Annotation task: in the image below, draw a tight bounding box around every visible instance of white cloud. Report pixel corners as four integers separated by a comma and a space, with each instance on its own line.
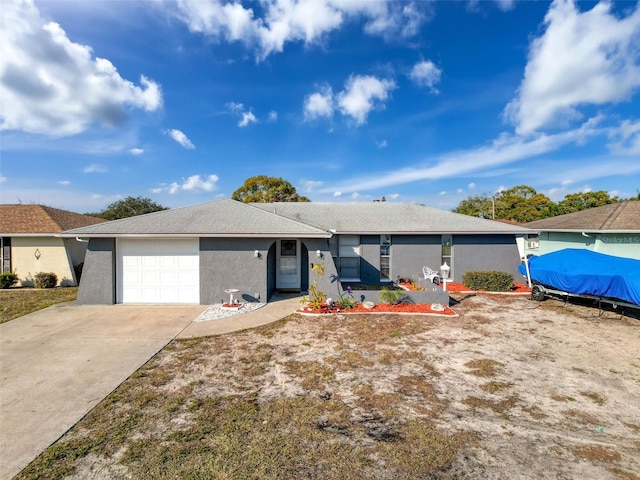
226, 101, 245, 113
166, 129, 195, 149
238, 111, 257, 127
152, 174, 219, 195
504, 0, 640, 135
170, 0, 429, 61
268, 110, 278, 122
468, 182, 476, 190
0, 176, 6, 183
376, 139, 388, 149
409, 60, 442, 92
333, 191, 342, 197
351, 192, 361, 199
83, 164, 108, 174
226, 101, 258, 127
58, 180, 70, 186
386, 193, 399, 200
303, 86, 333, 120
337, 75, 396, 125
321, 118, 608, 194
0, 0, 162, 137
303, 180, 323, 192
129, 147, 144, 155
303, 87, 334, 121
608, 119, 640, 155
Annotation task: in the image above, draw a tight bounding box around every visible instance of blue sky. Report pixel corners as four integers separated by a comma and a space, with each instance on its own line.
1, 0, 639, 213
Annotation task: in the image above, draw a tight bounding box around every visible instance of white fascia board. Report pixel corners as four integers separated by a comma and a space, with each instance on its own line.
538, 229, 639, 234
58, 232, 331, 238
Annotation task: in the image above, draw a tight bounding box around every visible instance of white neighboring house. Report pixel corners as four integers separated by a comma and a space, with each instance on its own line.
0, 205, 106, 286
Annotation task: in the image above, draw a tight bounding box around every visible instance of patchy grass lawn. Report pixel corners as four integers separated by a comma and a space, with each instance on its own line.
15, 295, 640, 479
0, 288, 78, 324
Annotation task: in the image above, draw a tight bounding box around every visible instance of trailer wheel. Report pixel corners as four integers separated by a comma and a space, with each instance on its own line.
531, 285, 546, 302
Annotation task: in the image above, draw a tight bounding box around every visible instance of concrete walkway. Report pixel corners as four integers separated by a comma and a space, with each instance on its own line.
0, 294, 301, 480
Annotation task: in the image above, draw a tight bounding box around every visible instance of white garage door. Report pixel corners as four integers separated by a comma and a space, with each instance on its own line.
117, 239, 199, 304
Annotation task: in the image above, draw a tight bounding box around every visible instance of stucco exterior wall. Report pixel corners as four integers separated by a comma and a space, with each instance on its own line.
453, 235, 523, 283
76, 238, 116, 304
526, 232, 640, 260
200, 238, 275, 304
11, 236, 75, 286
392, 235, 442, 282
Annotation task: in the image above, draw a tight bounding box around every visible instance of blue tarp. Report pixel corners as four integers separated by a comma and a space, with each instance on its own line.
519, 249, 640, 306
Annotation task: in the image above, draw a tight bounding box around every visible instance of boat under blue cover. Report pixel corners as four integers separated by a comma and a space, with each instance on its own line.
519, 249, 640, 306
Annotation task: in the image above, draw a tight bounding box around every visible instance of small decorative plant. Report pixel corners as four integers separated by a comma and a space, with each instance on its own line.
301, 263, 327, 310
34, 272, 58, 289
335, 285, 357, 309
379, 286, 408, 305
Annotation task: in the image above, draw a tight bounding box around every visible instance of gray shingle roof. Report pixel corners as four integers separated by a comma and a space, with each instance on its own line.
251, 202, 534, 234
63, 199, 534, 237
525, 201, 640, 232
63, 199, 330, 237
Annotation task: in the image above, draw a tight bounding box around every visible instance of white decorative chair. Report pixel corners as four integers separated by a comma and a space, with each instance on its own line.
423, 266, 441, 285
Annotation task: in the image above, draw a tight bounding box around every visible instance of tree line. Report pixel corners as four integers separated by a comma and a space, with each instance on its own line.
452, 185, 639, 223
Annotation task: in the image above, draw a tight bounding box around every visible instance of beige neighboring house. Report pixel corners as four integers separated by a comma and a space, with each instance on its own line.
0, 205, 106, 286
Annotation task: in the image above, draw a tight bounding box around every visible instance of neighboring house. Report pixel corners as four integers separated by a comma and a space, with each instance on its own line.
0, 205, 106, 286
524, 201, 640, 260
62, 199, 534, 305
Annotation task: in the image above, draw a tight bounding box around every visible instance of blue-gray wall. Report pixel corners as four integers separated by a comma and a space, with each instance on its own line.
453, 234, 523, 283
392, 235, 442, 281
76, 238, 116, 305
76, 233, 524, 305
200, 238, 274, 304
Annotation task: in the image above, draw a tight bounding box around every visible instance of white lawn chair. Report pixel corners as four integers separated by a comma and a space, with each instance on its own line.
423, 266, 441, 285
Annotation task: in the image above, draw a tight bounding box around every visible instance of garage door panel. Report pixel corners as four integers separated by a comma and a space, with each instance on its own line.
117, 239, 199, 304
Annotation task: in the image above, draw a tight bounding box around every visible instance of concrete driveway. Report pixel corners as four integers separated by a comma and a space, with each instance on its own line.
0, 302, 206, 480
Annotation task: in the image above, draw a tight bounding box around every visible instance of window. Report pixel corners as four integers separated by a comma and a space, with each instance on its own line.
1, 237, 11, 272
526, 234, 539, 249
380, 235, 391, 280
338, 235, 360, 280
441, 234, 452, 277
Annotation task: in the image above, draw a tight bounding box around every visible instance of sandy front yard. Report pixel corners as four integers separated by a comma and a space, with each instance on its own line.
18, 293, 640, 479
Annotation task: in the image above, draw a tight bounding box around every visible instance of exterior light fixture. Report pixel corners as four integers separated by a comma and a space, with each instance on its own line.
316, 250, 323, 258
254, 250, 261, 259
440, 262, 450, 291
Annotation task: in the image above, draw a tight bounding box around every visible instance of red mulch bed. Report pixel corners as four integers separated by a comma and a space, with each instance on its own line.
445, 282, 531, 293
298, 302, 457, 316
399, 280, 531, 294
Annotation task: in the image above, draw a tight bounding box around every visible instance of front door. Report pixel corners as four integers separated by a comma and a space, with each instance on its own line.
276, 239, 301, 290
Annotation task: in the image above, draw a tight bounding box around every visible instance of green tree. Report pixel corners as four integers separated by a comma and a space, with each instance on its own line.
98, 196, 168, 220
550, 190, 618, 216
494, 185, 553, 223
453, 185, 553, 222
452, 194, 494, 219
232, 175, 310, 203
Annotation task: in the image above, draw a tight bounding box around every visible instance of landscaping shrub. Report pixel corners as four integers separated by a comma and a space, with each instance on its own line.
462, 271, 514, 292
379, 287, 408, 305
0, 272, 18, 289
34, 272, 58, 289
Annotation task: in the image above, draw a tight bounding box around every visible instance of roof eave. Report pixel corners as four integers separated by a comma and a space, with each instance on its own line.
59, 232, 331, 239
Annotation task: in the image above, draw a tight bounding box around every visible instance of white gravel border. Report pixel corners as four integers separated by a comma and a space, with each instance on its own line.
194, 302, 266, 322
